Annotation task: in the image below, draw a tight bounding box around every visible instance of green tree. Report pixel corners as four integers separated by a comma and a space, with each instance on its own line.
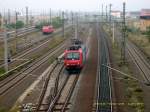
6, 20, 24, 29
35, 21, 49, 29
15, 21, 24, 29
52, 17, 63, 28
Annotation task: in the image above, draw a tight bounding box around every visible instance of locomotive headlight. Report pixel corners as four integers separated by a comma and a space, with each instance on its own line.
77, 62, 80, 65
67, 64, 70, 66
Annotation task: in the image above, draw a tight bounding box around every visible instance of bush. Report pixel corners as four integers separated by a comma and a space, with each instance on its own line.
6, 20, 24, 29
15, 21, 24, 29
52, 17, 63, 28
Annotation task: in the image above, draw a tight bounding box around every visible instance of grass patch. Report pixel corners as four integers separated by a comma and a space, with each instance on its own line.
9, 103, 21, 112
0, 60, 32, 81
48, 36, 64, 48
0, 68, 5, 76
0, 107, 7, 112
48, 56, 57, 64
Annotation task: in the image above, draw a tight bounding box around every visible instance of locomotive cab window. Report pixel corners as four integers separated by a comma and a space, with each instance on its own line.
66, 52, 80, 60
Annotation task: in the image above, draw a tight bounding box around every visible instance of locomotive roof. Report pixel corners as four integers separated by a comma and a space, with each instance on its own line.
67, 45, 82, 51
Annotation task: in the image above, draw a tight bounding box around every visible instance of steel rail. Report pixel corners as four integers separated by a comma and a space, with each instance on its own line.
36, 63, 64, 111
96, 24, 112, 112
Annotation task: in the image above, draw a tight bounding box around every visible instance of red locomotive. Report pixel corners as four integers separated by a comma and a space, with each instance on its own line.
42, 25, 54, 34
64, 39, 86, 70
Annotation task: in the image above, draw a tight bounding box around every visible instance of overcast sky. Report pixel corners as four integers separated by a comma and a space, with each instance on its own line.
0, 0, 150, 12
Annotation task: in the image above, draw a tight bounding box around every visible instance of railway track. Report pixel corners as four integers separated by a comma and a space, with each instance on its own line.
46, 74, 79, 112
0, 25, 72, 69
0, 38, 68, 96
35, 54, 80, 112
114, 28, 150, 84
126, 41, 150, 84
96, 24, 112, 112
36, 62, 64, 112
0, 26, 37, 39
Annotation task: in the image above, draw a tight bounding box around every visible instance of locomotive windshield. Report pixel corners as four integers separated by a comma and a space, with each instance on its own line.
66, 52, 80, 60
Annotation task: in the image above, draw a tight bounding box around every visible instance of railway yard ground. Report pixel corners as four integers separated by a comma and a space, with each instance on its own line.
0, 22, 150, 112
128, 32, 150, 59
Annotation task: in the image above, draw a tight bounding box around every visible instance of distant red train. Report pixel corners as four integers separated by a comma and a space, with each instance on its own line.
42, 25, 54, 34
64, 39, 86, 70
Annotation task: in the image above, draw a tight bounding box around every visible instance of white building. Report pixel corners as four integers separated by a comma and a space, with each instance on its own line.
111, 11, 121, 18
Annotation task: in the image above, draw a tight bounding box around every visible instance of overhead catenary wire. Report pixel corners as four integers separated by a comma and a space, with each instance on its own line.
102, 64, 150, 86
